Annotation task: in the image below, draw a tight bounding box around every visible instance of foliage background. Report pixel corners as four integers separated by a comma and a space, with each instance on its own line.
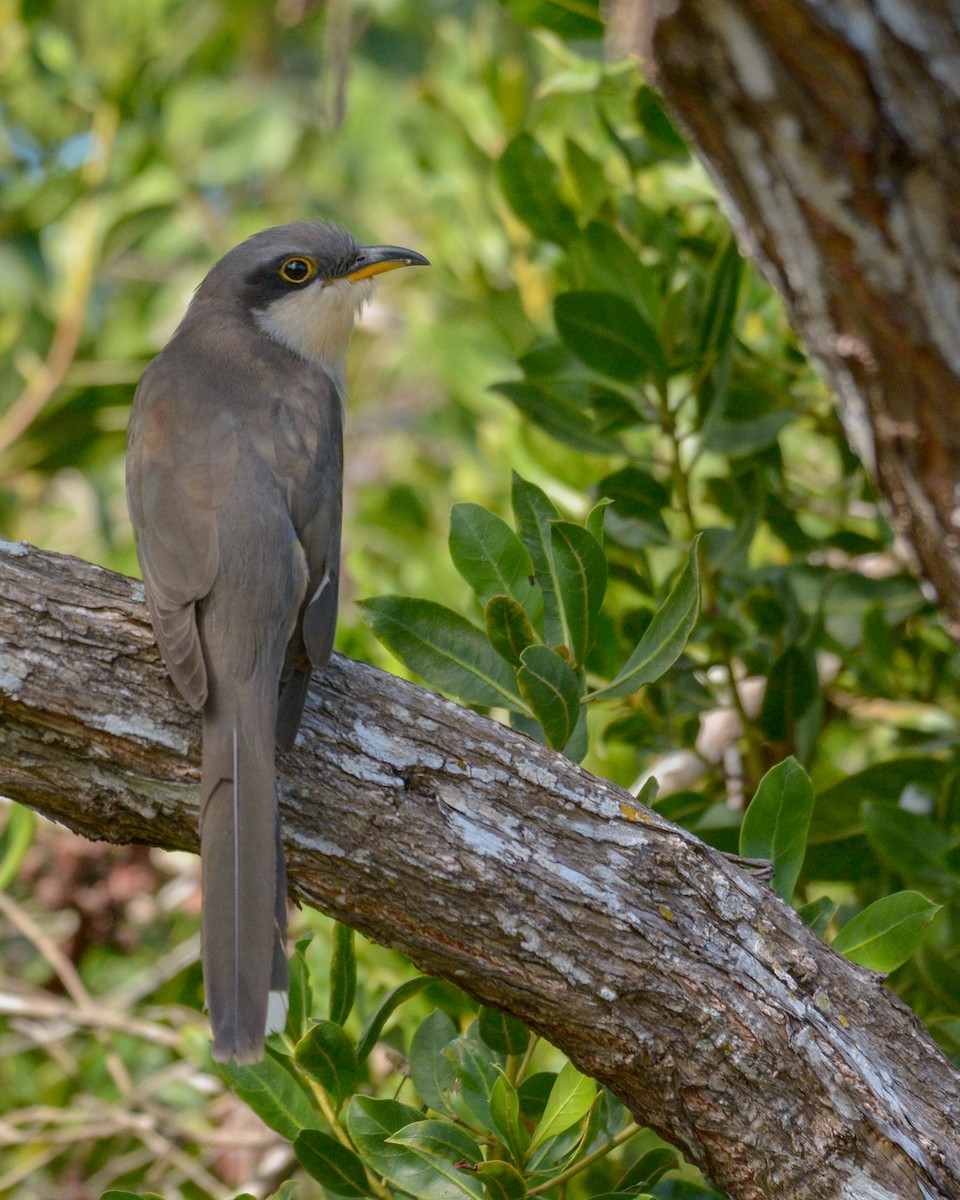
2, 1, 960, 1197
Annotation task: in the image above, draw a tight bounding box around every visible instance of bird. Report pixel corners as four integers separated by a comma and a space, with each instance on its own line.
126, 222, 428, 1063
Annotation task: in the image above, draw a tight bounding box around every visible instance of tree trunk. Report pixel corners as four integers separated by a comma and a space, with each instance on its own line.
639, 0, 960, 635
1, 541, 959, 1200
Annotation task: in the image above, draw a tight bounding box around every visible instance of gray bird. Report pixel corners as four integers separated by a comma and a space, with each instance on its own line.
126, 222, 428, 1063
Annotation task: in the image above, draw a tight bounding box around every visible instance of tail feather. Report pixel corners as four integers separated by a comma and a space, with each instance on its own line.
200, 680, 287, 1064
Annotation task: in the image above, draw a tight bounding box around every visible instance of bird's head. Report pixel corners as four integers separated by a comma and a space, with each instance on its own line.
195, 221, 429, 386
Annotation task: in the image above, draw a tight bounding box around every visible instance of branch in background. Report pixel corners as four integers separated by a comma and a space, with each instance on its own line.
628, 0, 960, 635
1, 542, 959, 1200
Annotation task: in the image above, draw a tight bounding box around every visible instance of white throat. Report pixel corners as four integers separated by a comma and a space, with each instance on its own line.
254, 276, 375, 391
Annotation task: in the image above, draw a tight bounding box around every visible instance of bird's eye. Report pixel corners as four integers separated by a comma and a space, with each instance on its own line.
279, 257, 316, 284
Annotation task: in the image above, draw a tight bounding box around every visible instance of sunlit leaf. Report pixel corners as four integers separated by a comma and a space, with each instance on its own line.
740, 757, 813, 901
833, 892, 942, 971
360, 597, 523, 709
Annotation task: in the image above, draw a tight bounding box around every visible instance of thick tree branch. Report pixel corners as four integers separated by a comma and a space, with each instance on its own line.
1, 542, 959, 1200
639, 0, 960, 634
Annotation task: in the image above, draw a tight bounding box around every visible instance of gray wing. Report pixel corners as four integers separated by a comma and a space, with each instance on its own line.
126, 361, 240, 709
264, 374, 344, 674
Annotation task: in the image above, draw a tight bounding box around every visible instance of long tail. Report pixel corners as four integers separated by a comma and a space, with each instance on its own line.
200, 677, 288, 1064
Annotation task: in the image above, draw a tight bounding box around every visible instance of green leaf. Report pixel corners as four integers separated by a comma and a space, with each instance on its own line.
489, 1071, 528, 1162
216, 1051, 317, 1141
388, 1118, 484, 1179
356, 975, 433, 1062
863, 802, 954, 892
497, 132, 578, 245
757, 645, 821, 762
739, 757, 813, 901
344, 1096, 438, 1194
449, 503, 537, 608
295, 1020, 361, 1108
697, 236, 743, 361
798, 896, 837, 937
477, 1006, 530, 1055
100, 1193, 165, 1200
360, 596, 523, 709
499, 0, 603, 41
585, 497, 612, 544
617, 1145, 681, 1190
832, 891, 942, 971
444, 1032, 502, 1132
491, 379, 619, 455
471, 1159, 527, 1200
549, 519, 607, 665
485, 594, 538, 666
294, 1128, 372, 1195
512, 472, 563, 645
410, 1009, 459, 1114
528, 1059, 596, 1151
587, 536, 701, 701
634, 85, 688, 161
0, 802, 34, 890
286, 937, 312, 1042
518, 645, 582, 750
517, 1070, 556, 1122
555, 290, 664, 383
329, 922, 357, 1026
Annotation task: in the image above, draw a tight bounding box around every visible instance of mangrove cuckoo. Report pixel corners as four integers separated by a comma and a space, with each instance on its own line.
126, 222, 428, 1062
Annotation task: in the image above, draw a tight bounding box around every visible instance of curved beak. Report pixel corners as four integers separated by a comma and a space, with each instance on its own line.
341, 244, 430, 284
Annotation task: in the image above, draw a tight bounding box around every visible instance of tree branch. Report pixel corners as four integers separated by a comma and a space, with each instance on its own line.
640, 0, 960, 635
1, 541, 959, 1200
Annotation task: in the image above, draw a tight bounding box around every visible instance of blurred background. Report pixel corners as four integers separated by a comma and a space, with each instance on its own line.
3, 1, 960, 1197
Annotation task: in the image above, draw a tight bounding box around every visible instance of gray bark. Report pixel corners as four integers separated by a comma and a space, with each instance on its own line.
1, 540, 959, 1200
637, 0, 960, 636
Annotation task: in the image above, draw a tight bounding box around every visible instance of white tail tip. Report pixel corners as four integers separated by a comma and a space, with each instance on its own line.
265, 989, 290, 1036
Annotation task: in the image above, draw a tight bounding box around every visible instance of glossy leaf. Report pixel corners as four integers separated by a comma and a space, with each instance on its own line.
357, 976, 433, 1063
388, 1117, 484, 1173
500, 0, 603, 40
477, 1006, 530, 1055
518, 645, 582, 750
528, 1059, 596, 1151
485, 594, 537, 666
512, 472, 564, 645
360, 597, 523, 709
489, 1071, 527, 1162
344, 1096, 434, 1193
798, 896, 837, 937
216, 1052, 317, 1141
740, 757, 814, 901
444, 1031, 502, 1132
285, 938, 312, 1042
329, 922, 357, 1026
294, 1129, 371, 1195
833, 891, 942, 971
449, 502, 537, 608
471, 1159, 527, 1200
410, 1009, 459, 1114
491, 379, 619, 454
617, 1145, 681, 1190
295, 1020, 361, 1108
497, 132, 577, 245
555, 290, 664, 383
549, 519, 607, 664
588, 536, 701, 701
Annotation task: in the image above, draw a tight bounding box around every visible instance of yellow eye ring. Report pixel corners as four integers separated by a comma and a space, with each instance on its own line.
279, 256, 317, 284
